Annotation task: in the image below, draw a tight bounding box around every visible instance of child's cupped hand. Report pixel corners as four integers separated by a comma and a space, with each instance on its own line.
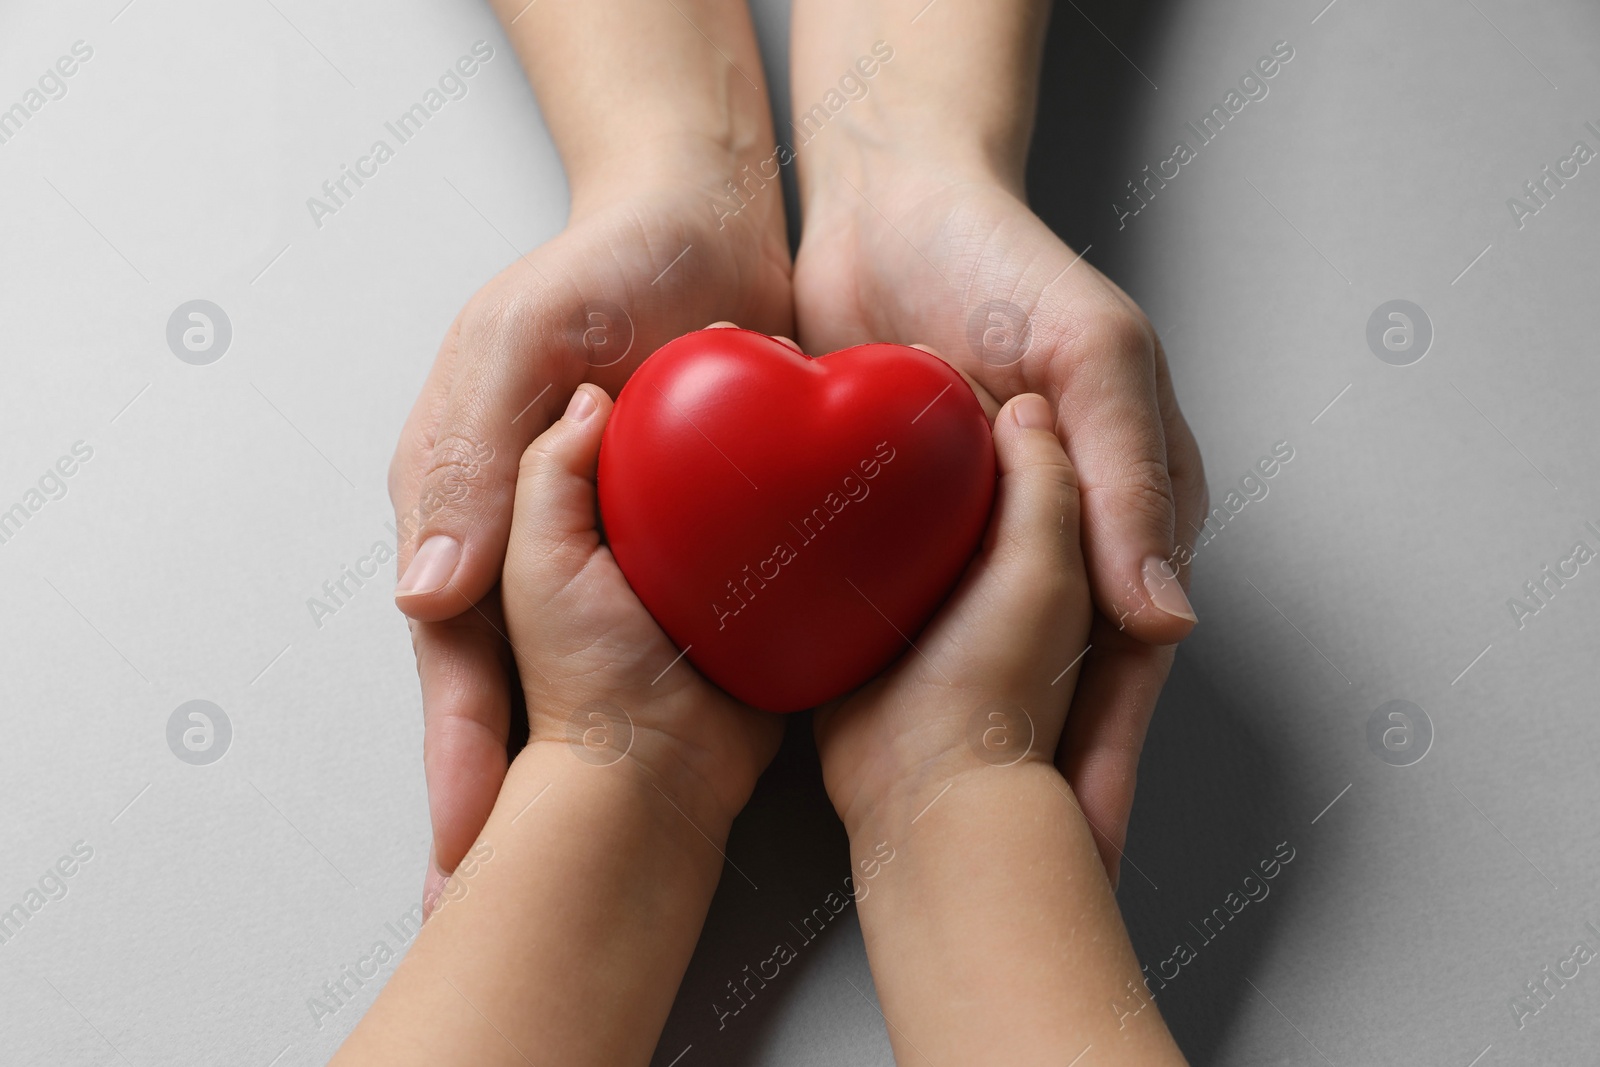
814, 386, 1095, 837
500, 382, 783, 830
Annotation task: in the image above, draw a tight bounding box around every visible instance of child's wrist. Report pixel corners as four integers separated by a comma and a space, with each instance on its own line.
519, 710, 759, 834
824, 730, 1061, 843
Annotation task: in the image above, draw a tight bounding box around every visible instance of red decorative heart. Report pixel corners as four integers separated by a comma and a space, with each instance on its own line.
597, 328, 995, 712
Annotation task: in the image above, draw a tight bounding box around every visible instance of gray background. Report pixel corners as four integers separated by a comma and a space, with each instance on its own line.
2, 0, 1597, 1064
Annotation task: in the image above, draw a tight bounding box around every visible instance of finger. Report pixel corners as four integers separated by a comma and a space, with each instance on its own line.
1153, 333, 1209, 580
395, 292, 586, 622
1053, 335, 1204, 889
504, 384, 614, 599
959, 394, 1089, 682
1042, 312, 1196, 645
389, 309, 465, 579
414, 607, 513, 918
708, 319, 802, 353
1048, 336, 1202, 890
910, 344, 1002, 424
988, 393, 1084, 570
1056, 621, 1176, 889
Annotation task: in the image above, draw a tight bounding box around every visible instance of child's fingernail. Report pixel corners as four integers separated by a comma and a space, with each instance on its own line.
1012, 394, 1054, 430
396, 535, 461, 598
1142, 555, 1198, 623
564, 387, 597, 422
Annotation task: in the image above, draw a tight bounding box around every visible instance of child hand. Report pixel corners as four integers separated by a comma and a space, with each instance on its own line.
334, 386, 786, 1067
501, 382, 783, 830
812, 390, 1187, 1064
815, 389, 1093, 832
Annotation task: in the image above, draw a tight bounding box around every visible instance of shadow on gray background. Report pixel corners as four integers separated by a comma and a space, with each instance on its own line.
1029, 4, 1310, 1063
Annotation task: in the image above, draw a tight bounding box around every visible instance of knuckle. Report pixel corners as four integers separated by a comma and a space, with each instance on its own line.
1067, 307, 1155, 364
461, 283, 541, 352
516, 433, 563, 484
417, 433, 499, 526
1034, 449, 1082, 497
1091, 454, 1176, 527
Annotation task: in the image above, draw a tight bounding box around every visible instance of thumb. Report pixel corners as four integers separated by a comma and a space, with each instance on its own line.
943, 394, 1092, 696
504, 384, 613, 602
982, 394, 1088, 610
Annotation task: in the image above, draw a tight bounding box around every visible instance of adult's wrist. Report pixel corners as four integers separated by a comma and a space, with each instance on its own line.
789, 0, 1048, 208
564, 127, 781, 224
796, 117, 1023, 214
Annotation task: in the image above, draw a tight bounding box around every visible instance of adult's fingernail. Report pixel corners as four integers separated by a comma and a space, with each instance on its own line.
1142, 555, 1198, 623
396, 535, 461, 598
564, 387, 597, 422
1012, 394, 1054, 430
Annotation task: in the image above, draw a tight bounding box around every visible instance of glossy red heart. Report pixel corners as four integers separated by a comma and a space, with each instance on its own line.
597, 328, 995, 712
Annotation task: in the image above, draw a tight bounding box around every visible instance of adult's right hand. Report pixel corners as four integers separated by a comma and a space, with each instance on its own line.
390, 179, 792, 914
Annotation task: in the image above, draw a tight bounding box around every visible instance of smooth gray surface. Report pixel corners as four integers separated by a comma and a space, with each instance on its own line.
2, 1, 1598, 1065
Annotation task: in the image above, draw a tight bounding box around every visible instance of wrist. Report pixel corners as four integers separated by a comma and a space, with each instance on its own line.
524, 708, 762, 834
837, 756, 1074, 865
789, 6, 1047, 211
567, 126, 779, 221
795, 106, 1024, 218
819, 701, 1061, 841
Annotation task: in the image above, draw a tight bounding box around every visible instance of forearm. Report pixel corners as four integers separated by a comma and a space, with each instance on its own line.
790, 0, 1049, 194
490, 0, 779, 212
332, 741, 733, 1067
845, 763, 1187, 1066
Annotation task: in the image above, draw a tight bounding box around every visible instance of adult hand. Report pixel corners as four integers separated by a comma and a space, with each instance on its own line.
790, 0, 1207, 880
392, 0, 791, 912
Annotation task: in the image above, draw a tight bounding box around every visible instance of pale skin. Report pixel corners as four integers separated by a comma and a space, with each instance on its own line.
337, 380, 1187, 1065
391, 0, 1207, 909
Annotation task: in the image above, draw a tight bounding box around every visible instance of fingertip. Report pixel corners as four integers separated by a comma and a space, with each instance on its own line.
562, 383, 598, 422
1142, 556, 1198, 625
909, 345, 1001, 424
560, 382, 611, 426
993, 393, 1073, 479
395, 535, 464, 602
1008, 393, 1054, 432
523, 385, 611, 471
